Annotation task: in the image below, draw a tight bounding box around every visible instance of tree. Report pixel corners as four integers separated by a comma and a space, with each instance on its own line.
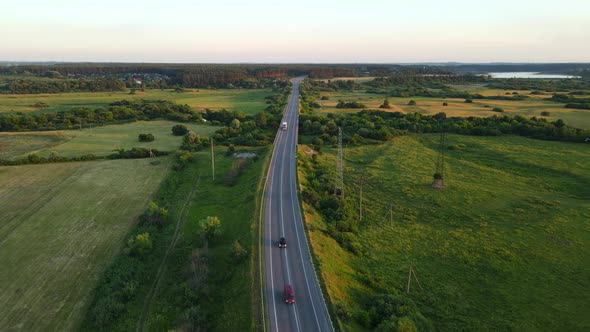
226, 144, 236, 156
380, 98, 392, 109
201, 216, 221, 240
138, 133, 155, 142
172, 124, 189, 136
255, 112, 268, 127
127, 232, 153, 257
184, 131, 199, 145
144, 201, 169, 226
230, 118, 241, 129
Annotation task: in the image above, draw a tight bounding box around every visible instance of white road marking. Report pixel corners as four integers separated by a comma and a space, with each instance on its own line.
267, 134, 279, 332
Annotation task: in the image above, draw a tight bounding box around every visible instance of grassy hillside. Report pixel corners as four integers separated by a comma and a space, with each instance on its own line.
298, 134, 590, 331
0, 120, 217, 159
0, 88, 271, 115
316, 89, 590, 130
0, 158, 171, 331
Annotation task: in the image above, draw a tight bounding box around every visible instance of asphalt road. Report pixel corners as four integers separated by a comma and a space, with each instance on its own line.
263, 77, 334, 332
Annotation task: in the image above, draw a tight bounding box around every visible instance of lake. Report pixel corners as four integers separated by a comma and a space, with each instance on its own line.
488, 72, 580, 79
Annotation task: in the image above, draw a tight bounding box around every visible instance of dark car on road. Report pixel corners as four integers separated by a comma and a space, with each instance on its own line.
284, 284, 295, 304
279, 237, 287, 248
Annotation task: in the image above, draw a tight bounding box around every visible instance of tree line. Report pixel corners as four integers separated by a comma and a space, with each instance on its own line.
0, 77, 127, 94
0, 99, 201, 131
299, 110, 590, 144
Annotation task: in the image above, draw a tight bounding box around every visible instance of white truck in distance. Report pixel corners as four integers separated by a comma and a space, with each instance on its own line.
281, 122, 288, 130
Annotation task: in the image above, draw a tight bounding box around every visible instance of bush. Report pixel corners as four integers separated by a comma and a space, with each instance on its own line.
465, 98, 473, 103
201, 216, 221, 240
408, 100, 416, 106
336, 100, 366, 108
172, 124, 189, 136
231, 240, 248, 262
541, 111, 551, 116
223, 158, 250, 186
143, 201, 169, 226
366, 294, 433, 331
433, 172, 443, 180
226, 144, 236, 156
442, 102, 448, 106
380, 98, 392, 109
126, 232, 153, 257
138, 133, 155, 142
492, 107, 504, 113
311, 137, 324, 146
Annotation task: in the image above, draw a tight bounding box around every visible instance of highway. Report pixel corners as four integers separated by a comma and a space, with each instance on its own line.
262, 77, 334, 332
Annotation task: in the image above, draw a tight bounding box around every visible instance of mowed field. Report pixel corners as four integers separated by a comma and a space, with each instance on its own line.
0, 88, 271, 115
0, 158, 172, 331
316, 89, 590, 130
298, 135, 590, 331
0, 120, 217, 159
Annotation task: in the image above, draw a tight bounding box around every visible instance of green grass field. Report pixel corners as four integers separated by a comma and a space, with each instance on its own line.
143, 147, 268, 331
0, 120, 217, 159
80, 146, 269, 331
0, 88, 271, 115
316, 89, 590, 130
0, 158, 172, 331
298, 135, 590, 331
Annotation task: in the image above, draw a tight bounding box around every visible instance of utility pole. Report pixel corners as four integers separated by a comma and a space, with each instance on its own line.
211, 138, 215, 181
407, 261, 413, 293
406, 261, 423, 294
386, 202, 393, 225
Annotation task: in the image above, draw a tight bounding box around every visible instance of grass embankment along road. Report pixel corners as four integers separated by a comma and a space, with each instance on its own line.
316, 88, 590, 130
0, 158, 172, 331
0, 120, 217, 159
298, 134, 590, 331
0, 88, 272, 115
142, 147, 269, 331
81, 146, 269, 331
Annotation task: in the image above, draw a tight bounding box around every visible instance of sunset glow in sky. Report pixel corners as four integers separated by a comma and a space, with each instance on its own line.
1, 0, 589, 62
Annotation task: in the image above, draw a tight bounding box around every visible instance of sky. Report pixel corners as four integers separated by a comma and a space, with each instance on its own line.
1, 0, 589, 63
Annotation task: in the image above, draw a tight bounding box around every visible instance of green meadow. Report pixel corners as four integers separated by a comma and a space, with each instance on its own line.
0, 88, 271, 115
298, 134, 590, 331
0, 120, 217, 159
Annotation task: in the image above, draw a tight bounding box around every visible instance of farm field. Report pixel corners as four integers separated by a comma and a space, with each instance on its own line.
316, 89, 590, 130
0, 158, 172, 331
0, 120, 217, 159
298, 134, 590, 331
0, 88, 271, 115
